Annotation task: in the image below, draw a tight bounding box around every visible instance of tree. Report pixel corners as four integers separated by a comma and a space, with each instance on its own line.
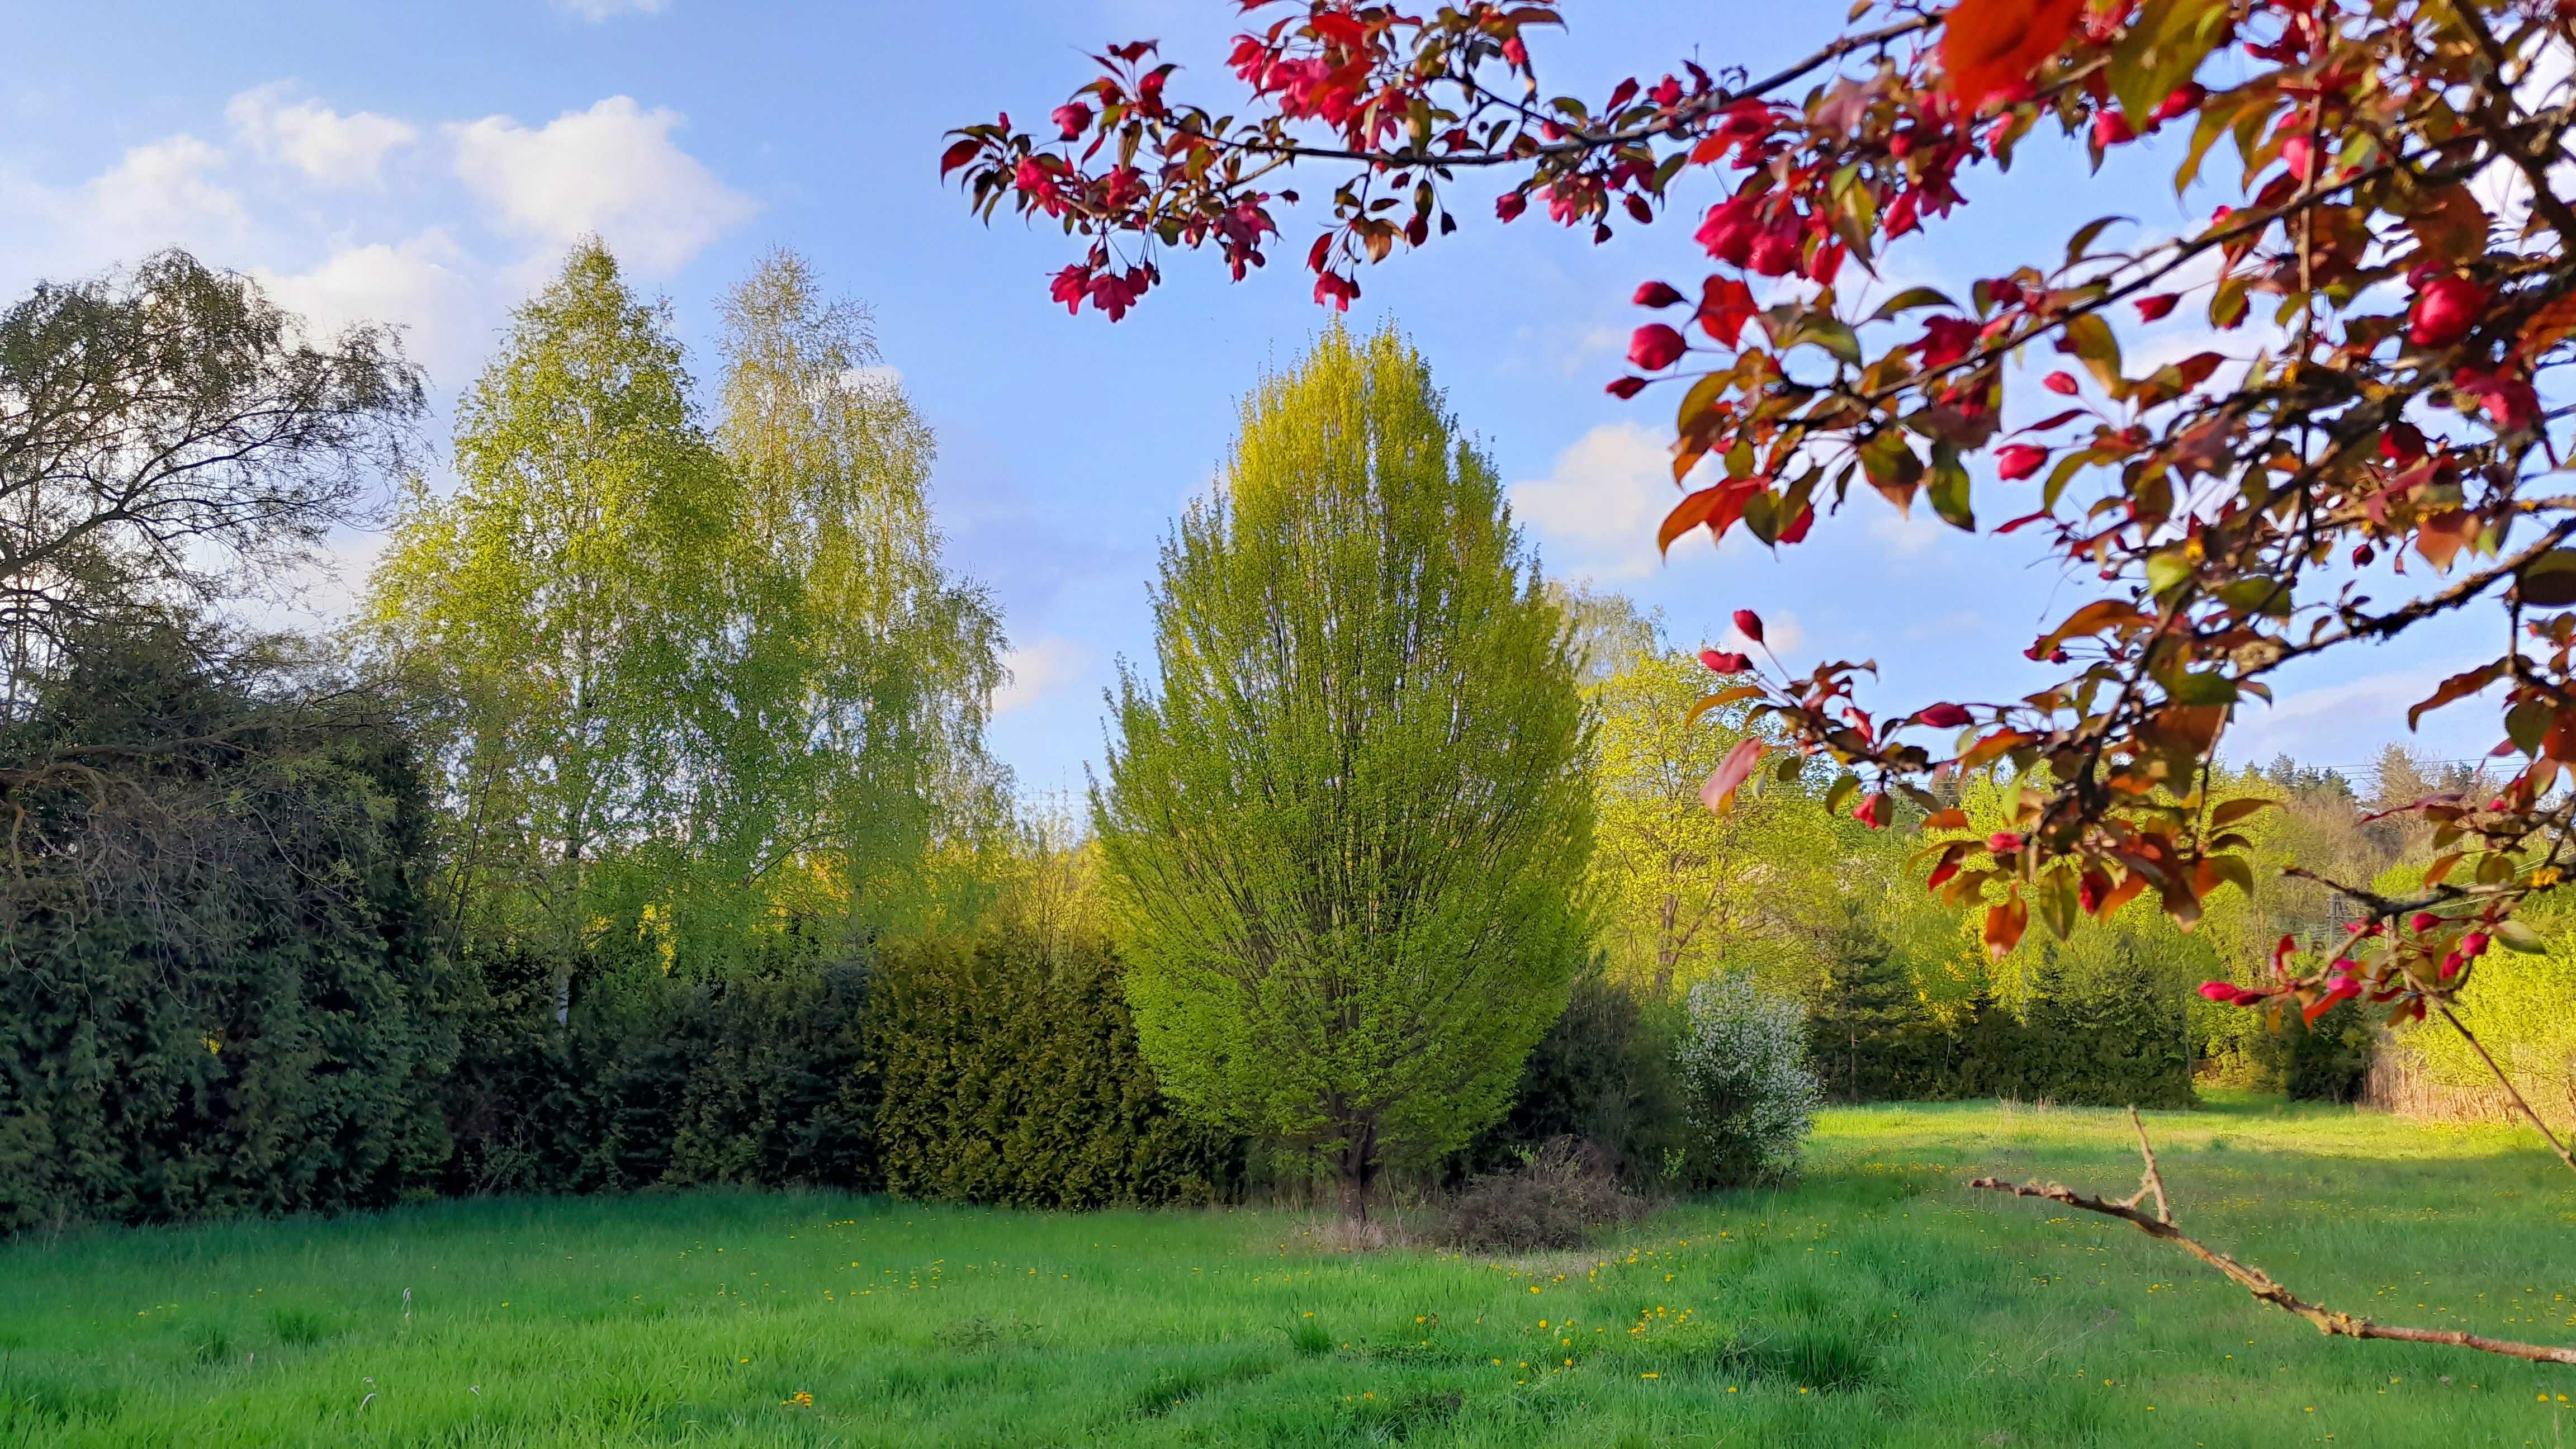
1591, 643, 1846, 995
953, 0, 2576, 1364
1094, 323, 1593, 1223
363, 241, 730, 995
694, 249, 1011, 951
1, 250, 420, 722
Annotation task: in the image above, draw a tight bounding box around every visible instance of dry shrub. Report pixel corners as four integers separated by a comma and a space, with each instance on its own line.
1437, 1137, 1642, 1252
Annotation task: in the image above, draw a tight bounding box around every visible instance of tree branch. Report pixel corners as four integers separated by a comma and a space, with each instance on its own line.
1969, 1108, 2576, 1366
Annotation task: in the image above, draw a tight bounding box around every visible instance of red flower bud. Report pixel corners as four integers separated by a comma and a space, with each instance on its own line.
1917, 703, 1972, 728
2441, 951, 2464, 979
2461, 931, 2490, 958
1987, 831, 2024, 855
2409, 912, 2439, 934
2134, 293, 2180, 322
2043, 371, 2080, 395
2149, 83, 2205, 124
1995, 444, 2048, 481
1731, 609, 1765, 644
2198, 980, 2239, 1002
2351, 543, 2374, 566
1632, 281, 1685, 309
1605, 376, 1648, 399
1698, 650, 1752, 674
2407, 274, 2490, 348
1495, 191, 1528, 222
1628, 324, 1688, 371
1051, 102, 1094, 139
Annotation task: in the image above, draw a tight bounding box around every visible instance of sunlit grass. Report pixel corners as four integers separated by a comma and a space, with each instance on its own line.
4, 1092, 2572, 1445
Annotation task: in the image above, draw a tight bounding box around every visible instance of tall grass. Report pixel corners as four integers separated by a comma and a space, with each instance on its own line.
3, 1092, 2571, 1446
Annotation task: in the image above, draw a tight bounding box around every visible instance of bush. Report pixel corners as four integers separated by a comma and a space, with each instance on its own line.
1673, 970, 1821, 1187
873, 927, 1240, 1208
1456, 967, 1690, 1185
1438, 1137, 1642, 1251
0, 627, 459, 1232
440, 954, 882, 1197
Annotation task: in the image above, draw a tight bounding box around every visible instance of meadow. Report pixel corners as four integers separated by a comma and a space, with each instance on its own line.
5, 1095, 2574, 1447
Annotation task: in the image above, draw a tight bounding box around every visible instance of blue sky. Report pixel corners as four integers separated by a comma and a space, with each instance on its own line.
4, 2, 2499, 798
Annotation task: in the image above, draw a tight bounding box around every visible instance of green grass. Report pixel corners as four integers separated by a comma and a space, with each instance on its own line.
5, 1094, 2574, 1446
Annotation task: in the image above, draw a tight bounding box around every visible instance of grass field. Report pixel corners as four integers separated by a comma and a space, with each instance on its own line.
5, 1093, 2574, 1447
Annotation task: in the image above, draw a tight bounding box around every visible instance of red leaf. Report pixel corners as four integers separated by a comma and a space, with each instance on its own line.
1700, 738, 1770, 814
1941, 0, 2085, 108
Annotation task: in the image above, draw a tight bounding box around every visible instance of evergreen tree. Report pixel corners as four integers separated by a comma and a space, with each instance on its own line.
1803, 918, 1940, 1102
1096, 323, 1593, 1223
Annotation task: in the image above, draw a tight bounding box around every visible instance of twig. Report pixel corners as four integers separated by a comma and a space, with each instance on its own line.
1969, 1107, 2576, 1366
2435, 1001, 2576, 1178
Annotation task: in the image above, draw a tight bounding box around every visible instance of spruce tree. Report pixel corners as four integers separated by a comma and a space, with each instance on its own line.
1096, 324, 1593, 1223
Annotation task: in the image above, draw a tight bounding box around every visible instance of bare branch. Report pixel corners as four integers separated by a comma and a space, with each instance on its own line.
1971, 1111, 2576, 1366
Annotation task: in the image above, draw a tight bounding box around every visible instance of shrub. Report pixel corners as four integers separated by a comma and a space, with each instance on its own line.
1438, 1137, 1642, 1252
1673, 970, 1821, 1187
872, 927, 1240, 1208
1456, 966, 1690, 1185
0, 627, 458, 1232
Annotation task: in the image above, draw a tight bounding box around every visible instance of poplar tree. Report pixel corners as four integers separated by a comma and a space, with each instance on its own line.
1096, 323, 1592, 1223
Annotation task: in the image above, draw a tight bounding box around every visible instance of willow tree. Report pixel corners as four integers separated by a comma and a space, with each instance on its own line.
1096, 324, 1592, 1223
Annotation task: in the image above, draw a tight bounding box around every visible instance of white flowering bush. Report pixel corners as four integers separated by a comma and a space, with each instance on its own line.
1674, 970, 1822, 1187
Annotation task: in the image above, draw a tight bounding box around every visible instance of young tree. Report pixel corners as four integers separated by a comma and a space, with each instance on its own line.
1095, 323, 1593, 1223
954, 0, 2576, 1364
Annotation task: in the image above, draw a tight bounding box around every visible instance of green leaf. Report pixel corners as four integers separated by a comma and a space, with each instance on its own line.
2145, 549, 2194, 597
2166, 670, 2238, 705
2064, 215, 2134, 266
1867, 286, 1957, 323
2110, 0, 2232, 127
2492, 918, 2547, 954
1928, 443, 1974, 531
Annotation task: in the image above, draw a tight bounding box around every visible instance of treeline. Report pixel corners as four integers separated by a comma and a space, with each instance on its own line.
0, 621, 1231, 1229
0, 248, 2516, 1235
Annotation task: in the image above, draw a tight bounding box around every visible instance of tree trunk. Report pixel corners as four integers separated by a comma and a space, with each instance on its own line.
1334, 1119, 1379, 1225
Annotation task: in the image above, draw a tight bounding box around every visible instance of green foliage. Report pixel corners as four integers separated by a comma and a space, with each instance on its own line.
872, 928, 1240, 1209
366, 244, 1008, 986
0, 250, 421, 708
1097, 323, 1593, 1216
1801, 918, 1948, 1104
1457, 966, 1691, 1186
1673, 970, 1821, 1187
1590, 645, 1852, 995
0, 624, 457, 1231
442, 959, 882, 1197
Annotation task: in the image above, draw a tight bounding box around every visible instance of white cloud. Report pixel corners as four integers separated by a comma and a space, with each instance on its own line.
1867, 503, 1945, 558
252, 231, 484, 383
555, 0, 669, 19
227, 84, 418, 186
64, 135, 247, 260
2224, 666, 2499, 769
1508, 421, 1708, 580
995, 639, 1090, 717
449, 97, 752, 275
